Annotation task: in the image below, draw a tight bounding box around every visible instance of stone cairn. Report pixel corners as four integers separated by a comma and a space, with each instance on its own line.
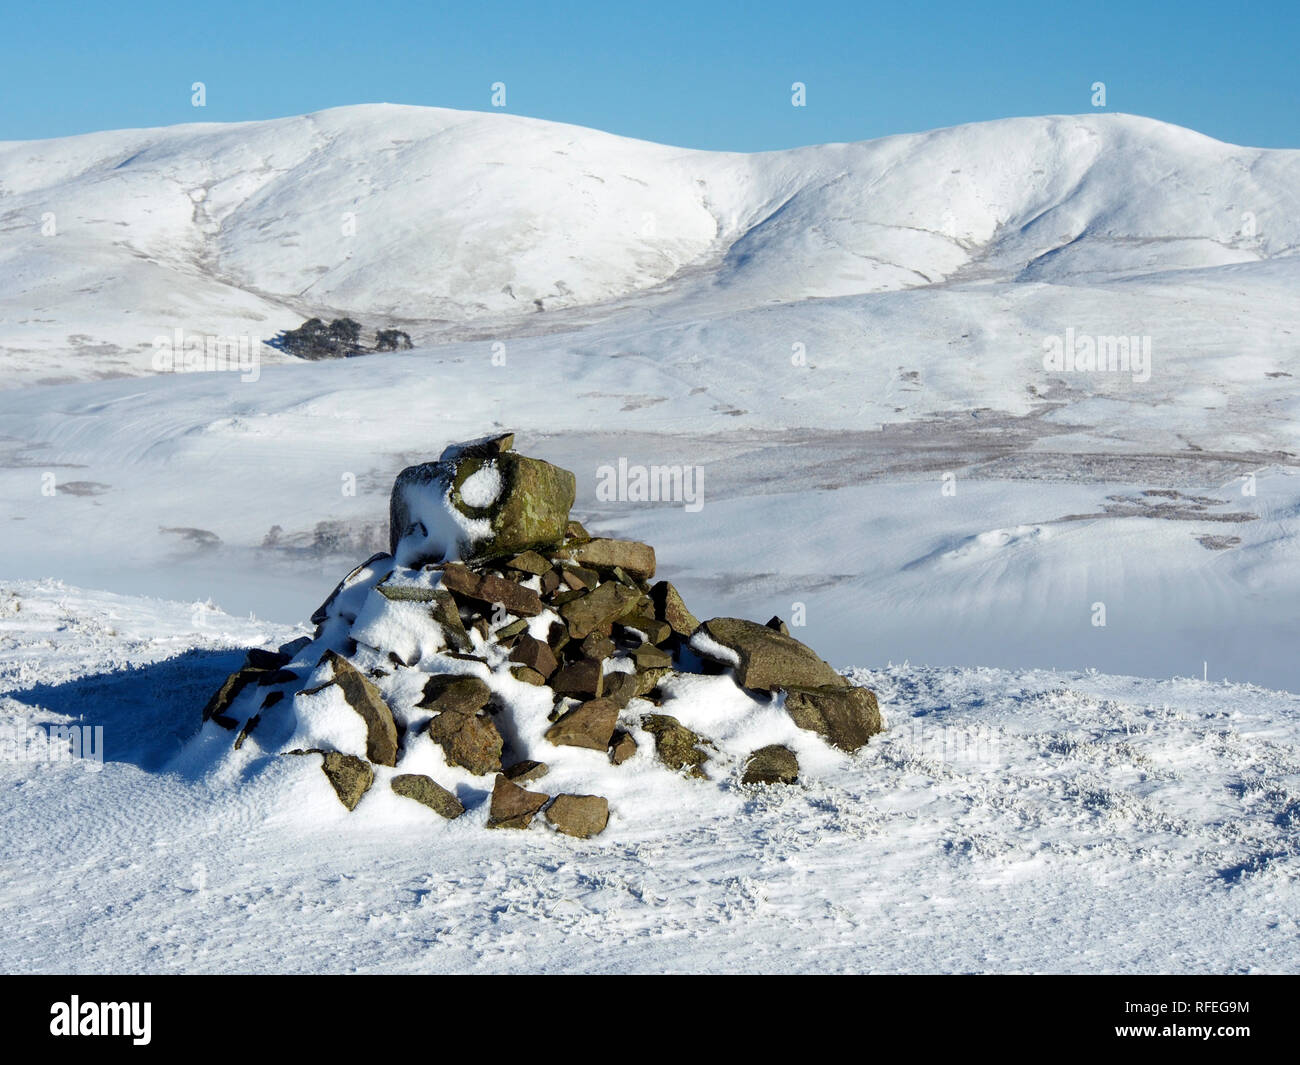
200, 433, 881, 837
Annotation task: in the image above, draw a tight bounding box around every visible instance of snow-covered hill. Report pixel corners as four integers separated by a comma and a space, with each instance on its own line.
2, 105, 1297, 385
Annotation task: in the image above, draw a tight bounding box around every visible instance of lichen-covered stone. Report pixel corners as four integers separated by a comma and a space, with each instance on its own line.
321, 752, 373, 810
742, 744, 799, 785
631, 644, 672, 671
783, 685, 882, 752
441, 564, 544, 617
560, 581, 641, 640
429, 589, 473, 652
619, 613, 671, 646
601, 672, 639, 709
551, 657, 605, 699
633, 666, 672, 697
427, 708, 503, 775
649, 581, 699, 637
391, 773, 465, 818
503, 759, 549, 784
557, 563, 601, 591
509, 634, 558, 679
389, 446, 575, 567
640, 714, 709, 778
609, 729, 637, 765
510, 665, 547, 686
556, 538, 656, 580
416, 674, 491, 715
494, 618, 530, 642
506, 550, 552, 576
579, 633, 616, 661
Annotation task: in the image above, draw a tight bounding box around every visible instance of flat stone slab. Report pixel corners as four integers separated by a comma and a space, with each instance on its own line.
391, 773, 465, 818
556, 538, 656, 580
417, 674, 492, 715
441, 564, 543, 617
692, 617, 848, 692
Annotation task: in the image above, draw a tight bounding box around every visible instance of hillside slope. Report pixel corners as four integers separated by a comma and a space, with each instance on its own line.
2, 105, 1297, 385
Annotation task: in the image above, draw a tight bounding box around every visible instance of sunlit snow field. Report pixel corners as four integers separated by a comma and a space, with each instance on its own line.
2, 105, 1298, 971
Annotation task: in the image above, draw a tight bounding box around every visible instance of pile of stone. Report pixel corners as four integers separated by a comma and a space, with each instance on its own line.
200, 433, 881, 837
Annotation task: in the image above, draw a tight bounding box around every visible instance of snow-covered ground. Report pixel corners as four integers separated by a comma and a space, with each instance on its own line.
1, 582, 1297, 973
2, 105, 1298, 972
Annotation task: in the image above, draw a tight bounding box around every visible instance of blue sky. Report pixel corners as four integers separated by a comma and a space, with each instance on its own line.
2, 0, 1296, 148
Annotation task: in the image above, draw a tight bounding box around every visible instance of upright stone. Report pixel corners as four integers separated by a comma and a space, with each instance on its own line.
321, 752, 374, 811
649, 581, 699, 637
390, 438, 575, 566
323, 651, 400, 767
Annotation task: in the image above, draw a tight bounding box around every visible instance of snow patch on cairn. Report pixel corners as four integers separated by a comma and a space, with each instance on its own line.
194, 433, 882, 835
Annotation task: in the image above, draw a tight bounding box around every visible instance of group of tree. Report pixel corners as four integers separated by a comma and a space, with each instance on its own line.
275, 318, 412, 360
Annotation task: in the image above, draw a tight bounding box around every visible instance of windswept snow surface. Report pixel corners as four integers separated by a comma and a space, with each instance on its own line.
1, 582, 1297, 974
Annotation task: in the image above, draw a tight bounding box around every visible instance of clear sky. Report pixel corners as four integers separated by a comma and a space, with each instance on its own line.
2, 0, 1296, 149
